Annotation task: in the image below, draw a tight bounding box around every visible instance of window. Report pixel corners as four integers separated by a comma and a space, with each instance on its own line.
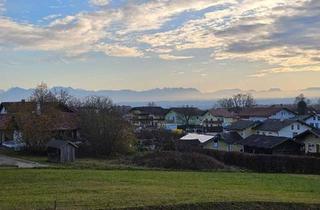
291, 125, 294, 130
297, 124, 300, 130
213, 139, 218, 148
308, 144, 315, 152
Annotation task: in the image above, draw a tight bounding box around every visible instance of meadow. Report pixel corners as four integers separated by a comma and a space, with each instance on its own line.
0, 169, 320, 209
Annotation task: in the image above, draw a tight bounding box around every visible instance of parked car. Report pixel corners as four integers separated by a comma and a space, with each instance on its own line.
2, 141, 26, 151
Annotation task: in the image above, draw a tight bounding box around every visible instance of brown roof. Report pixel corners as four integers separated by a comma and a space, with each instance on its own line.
209, 108, 236, 118
0, 115, 14, 130
51, 112, 79, 131
238, 107, 295, 118
15, 112, 79, 131
0, 102, 73, 114
0, 102, 78, 131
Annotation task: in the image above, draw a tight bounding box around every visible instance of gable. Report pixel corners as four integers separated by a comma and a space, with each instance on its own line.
269, 109, 296, 120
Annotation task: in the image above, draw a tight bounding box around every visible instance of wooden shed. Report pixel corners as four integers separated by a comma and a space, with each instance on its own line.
46, 139, 78, 163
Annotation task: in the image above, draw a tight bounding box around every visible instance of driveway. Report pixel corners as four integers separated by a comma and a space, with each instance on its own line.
0, 154, 47, 168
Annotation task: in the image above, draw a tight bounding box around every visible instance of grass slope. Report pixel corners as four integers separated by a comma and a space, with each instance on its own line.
0, 169, 319, 209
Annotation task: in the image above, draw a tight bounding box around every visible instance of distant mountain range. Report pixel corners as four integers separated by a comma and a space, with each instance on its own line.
0, 86, 319, 109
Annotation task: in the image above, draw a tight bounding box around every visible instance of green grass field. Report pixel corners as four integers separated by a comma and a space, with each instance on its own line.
0, 169, 319, 210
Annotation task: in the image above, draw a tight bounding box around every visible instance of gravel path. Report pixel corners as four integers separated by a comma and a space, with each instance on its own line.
0, 154, 47, 168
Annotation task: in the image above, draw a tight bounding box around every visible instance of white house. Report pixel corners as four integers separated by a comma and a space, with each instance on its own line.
255, 119, 312, 138
238, 107, 296, 122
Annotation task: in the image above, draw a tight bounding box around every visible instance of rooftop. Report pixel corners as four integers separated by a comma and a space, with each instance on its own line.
241, 134, 291, 149
226, 120, 258, 131
180, 133, 215, 144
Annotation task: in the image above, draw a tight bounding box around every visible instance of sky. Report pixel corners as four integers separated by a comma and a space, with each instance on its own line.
0, 0, 320, 92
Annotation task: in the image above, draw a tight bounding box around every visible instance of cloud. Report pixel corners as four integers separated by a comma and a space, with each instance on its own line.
119, 0, 236, 33
97, 44, 143, 57
89, 0, 110, 7
159, 54, 193, 61
0, 0, 320, 69
0, 0, 5, 14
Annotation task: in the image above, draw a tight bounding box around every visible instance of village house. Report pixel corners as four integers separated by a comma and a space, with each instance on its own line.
199, 111, 223, 133
294, 129, 320, 154
240, 134, 300, 155
128, 106, 167, 129
0, 101, 80, 144
237, 107, 297, 121
202, 108, 237, 128
254, 119, 312, 138
225, 120, 259, 139
164, 107, 204, 131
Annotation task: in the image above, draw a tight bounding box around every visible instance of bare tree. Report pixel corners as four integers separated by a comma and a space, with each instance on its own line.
29, 82, 56, 103
53, 89, 73, 105
217, 93, 256, 110
175, 106, 199, 127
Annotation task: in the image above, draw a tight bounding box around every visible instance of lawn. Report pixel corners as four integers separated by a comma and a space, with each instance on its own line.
0, 169, 320, 210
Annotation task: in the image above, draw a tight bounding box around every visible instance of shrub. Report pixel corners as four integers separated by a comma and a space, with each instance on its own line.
131, 151, 225, 170
199, 149, 320, 174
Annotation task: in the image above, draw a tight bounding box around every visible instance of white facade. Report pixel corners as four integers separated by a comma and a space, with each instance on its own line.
255, 121, 311, 138
278, 122, 311, 138
305, 114, 320, 129
247, 109, 296, 122
269, 109, 296, 120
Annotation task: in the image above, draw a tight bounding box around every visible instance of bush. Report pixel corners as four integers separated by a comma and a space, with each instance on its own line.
131, 151, 225, 170
199, 149, 320, 174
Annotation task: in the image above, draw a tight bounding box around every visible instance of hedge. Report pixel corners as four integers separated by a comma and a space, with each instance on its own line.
199, 149, 320, 174
124, 202, 320, 210
131, 151, 225, 170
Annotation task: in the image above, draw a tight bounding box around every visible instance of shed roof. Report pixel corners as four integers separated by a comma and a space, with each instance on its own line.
46, 139, 78, 149
240, 134, 291, 149
180, 133, 215, 144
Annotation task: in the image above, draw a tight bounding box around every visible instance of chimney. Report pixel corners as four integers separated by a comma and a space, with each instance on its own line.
36, 101, 41, 115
